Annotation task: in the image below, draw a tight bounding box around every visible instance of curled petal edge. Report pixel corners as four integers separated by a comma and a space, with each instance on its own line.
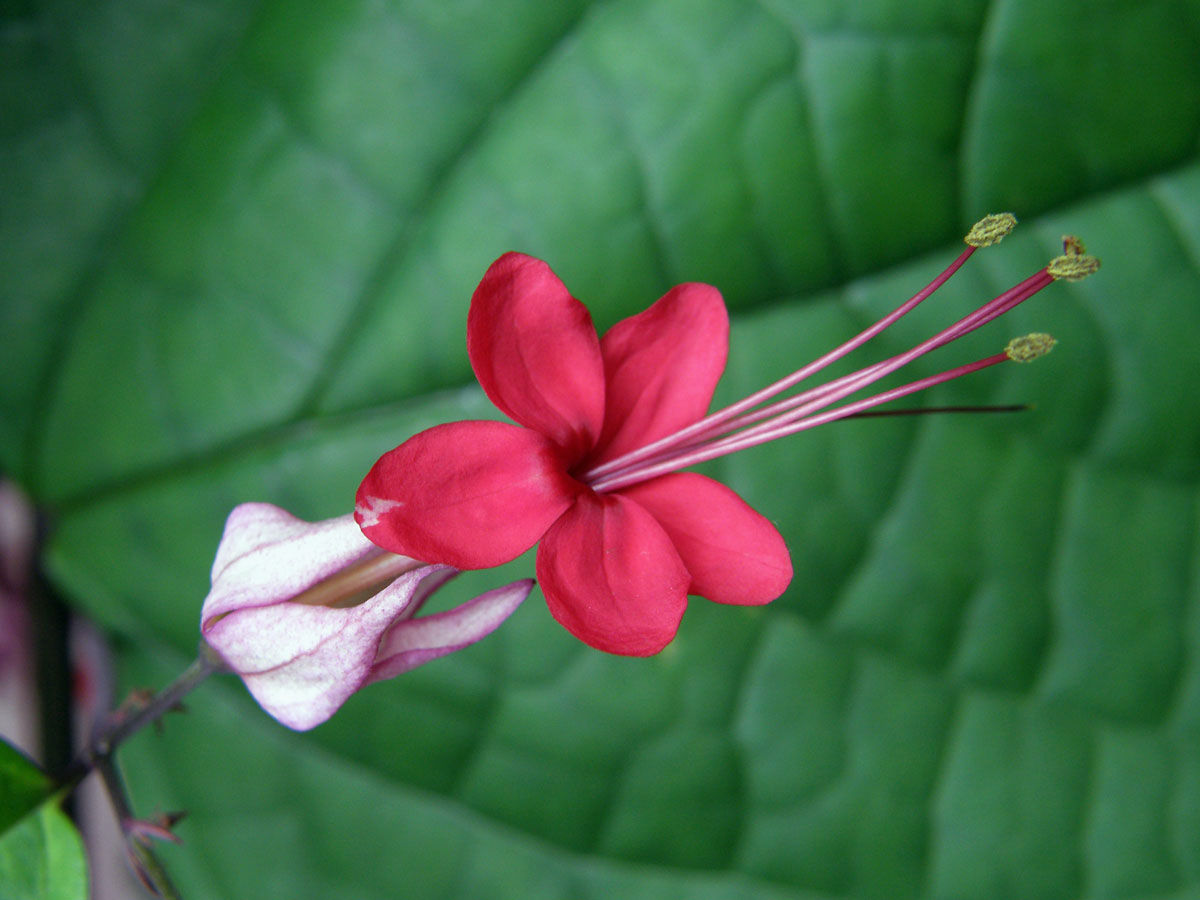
367, 578, 535, 683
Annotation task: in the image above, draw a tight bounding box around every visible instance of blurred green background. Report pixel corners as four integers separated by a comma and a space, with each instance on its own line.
4, 0, 1200, 896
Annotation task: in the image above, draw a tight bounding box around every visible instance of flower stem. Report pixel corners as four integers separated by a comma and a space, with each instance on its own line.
59, 644, 224, 792
94, 753, 182, 900
49, 645, 223, 897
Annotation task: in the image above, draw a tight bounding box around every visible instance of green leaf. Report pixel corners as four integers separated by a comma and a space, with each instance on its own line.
5, 0, 1200, 899
0, 740, 52, 836
0, 803, 88, 900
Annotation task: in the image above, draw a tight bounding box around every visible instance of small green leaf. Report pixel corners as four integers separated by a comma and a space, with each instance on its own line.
0, 739, 52, 836
0, 802, 88, 900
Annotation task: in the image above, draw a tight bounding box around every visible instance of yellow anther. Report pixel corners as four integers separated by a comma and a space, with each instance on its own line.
1047, 252, 1101, 281
1005, 333, 1057, 363
965, 213, 1018, 247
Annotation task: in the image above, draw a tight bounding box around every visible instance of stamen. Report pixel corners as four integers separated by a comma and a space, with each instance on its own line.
589, 267, 1061, 491
1005, 333, 1057, 362
590, 345, 1031, 493
1047, 249, 1101, 281
585, 219, 1094, 495
699, 238, 1093, 445
664, 270, 1056, 454
583, 213, 1023, 484
965, 213, 1017, 247
289, 551, 425, 608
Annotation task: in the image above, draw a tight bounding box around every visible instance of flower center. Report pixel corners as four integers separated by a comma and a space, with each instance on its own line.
582, 215, 1098, 494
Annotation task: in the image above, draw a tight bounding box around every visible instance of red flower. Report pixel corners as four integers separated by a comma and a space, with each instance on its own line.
357, 219, 1099, 656
356, 252, 792, 655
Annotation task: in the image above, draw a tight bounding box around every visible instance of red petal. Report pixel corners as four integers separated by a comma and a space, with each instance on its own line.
619, 472, 791, 605
589, 282, 729, 466
536, 491, 690, 656
356, 421, 581, 570
468, 253, 605, 459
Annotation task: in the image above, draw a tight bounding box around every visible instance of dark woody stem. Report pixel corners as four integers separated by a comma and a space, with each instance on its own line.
57, 644, 226, 898
60, 644, 225, 789
94, 752, 182, 900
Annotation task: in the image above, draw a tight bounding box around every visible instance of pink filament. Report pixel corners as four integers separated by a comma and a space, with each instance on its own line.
585, 256, 1055, 495
581, 245, 980, 484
